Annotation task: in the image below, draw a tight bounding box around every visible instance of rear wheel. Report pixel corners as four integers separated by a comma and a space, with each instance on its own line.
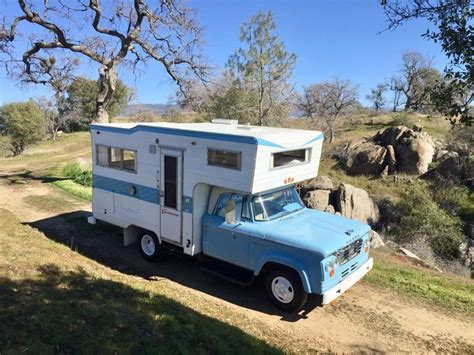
138, 231, 163, 261
265, 268, 308, 312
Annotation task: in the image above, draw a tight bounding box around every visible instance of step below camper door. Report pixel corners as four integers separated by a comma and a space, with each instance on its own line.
159, 148, 183, 244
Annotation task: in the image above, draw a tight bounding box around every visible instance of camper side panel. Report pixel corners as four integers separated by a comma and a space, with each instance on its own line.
91, 130, 161, 236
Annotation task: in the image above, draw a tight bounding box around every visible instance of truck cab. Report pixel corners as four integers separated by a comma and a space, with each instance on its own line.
201, 185, 373, 311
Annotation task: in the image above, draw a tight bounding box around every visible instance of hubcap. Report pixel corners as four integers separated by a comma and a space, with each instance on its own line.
271, 276, 294, 304
141, 235, 156, 256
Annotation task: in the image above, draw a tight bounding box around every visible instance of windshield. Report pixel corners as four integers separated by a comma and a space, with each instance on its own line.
252, 187, 304, 221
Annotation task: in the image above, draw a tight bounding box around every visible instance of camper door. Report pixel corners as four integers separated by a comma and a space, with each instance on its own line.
159, 148, 183, 244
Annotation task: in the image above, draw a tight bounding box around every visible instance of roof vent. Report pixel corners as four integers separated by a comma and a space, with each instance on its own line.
211, 119, 238, 125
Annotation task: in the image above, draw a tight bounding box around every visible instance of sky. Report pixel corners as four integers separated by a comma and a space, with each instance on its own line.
0, 0, 447, 106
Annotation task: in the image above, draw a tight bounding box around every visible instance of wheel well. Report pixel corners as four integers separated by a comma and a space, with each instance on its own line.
124, 225, 161, 246
259, 261, 311, 293
260, 262, 300, 277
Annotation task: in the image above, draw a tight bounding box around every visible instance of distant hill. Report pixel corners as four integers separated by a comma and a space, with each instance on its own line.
121, 104, 186, 117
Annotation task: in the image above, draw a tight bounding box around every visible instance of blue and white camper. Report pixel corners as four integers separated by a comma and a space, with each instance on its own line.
88, 119, 373, 311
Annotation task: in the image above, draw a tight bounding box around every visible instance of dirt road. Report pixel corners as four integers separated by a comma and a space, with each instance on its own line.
0, 176, 473, 353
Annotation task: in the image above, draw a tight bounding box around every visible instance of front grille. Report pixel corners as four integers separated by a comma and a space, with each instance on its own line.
341, 261, 359, 279
336, 239, 362, 265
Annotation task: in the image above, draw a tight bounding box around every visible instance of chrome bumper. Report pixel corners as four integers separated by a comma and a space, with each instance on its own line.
321, 257, 373, 304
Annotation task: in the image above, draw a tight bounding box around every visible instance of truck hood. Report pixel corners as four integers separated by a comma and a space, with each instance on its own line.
262, 208, 371, 256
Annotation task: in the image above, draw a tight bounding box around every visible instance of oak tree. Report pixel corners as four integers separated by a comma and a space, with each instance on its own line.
1, 0, 209, 123
383, 0, 473, 125
298, 79, 359, 143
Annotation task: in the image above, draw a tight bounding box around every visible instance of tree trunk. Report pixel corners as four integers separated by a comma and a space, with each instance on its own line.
328, 124, 334, 143
404, 95, 412, 111
95, 64, 117, 124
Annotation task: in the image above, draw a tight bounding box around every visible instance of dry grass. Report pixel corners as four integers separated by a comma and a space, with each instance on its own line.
0, 208, 282, 353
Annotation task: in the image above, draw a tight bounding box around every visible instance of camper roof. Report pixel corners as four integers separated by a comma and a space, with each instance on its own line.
90, 121, 323, 149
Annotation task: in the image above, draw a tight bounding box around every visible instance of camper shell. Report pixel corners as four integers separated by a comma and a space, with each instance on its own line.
89, 119, 373, 311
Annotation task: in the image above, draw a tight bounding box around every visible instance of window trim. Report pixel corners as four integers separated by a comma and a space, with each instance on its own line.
270, 148, 312, 170
95, 144, 138, 174
207, 148, 242, 171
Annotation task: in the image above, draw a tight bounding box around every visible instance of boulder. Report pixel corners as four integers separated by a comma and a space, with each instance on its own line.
341, 126, 436, 176
386, 145, 397, 174
413, 124, 423, 132
324, 204, 336, 214
334, 183, 380, 225
373, 126, 409, 147
396, 136, 435, 174
301, 175, 333, 190
436, 152, 473, 186
344, 141, 388, 175
433, 149, 449, 162
369, 230, 385, 249
303, 189, 331, 211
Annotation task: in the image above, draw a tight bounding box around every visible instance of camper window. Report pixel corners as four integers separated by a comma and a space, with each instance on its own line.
272, 148, 310, 169
95, 145, 137, 173
208, 149, 241, 170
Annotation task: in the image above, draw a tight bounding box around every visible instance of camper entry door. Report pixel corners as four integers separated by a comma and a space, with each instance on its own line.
159, 148, 183, 244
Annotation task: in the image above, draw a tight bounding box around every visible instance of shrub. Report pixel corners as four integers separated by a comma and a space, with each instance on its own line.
0, 136, 12, 157
0, 101, 45, 155
62, 162, 83, 179
387, 181, 463, 260
61, 162, 92, 187
73, 170, 92, 187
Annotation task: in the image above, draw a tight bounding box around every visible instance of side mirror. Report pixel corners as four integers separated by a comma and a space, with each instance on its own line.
225, 200, 236, 224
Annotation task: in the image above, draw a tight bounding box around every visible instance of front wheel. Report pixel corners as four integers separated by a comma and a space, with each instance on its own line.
265, 268, 308, 312
138, 231, 163, 261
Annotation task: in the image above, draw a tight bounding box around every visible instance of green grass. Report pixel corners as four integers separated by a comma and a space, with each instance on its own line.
0, 208, 281, 354
50, 179, 92, 201
367, 251, 474, 313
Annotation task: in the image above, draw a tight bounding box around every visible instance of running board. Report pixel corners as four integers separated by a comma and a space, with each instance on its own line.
200, 256, 255, 286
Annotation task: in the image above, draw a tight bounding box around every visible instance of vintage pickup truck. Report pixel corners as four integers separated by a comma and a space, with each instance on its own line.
88, 119, 373, 311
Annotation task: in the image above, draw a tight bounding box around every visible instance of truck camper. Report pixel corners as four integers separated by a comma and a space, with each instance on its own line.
88, 119, 373, 311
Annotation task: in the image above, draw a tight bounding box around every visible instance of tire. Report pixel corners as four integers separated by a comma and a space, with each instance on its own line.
138, 231, 162, 261
265, 267, 308, 312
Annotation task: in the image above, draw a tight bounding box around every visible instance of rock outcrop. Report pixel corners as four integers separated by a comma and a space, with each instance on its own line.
301, 175, 334, 190
344, 141, 388, 175
300, 176, 381, 226
341, 125, 436, 176
335, 183, 380, 225
303, 189, 331, 211
369, 230, 385, 249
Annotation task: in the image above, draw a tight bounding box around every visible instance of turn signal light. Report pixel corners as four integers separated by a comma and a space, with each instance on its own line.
329, 268, 335, 278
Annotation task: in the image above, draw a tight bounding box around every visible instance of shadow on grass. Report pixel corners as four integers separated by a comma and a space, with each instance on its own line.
28, 211, 320, 321
0, 264, 281, 354
0, 170, 67, 184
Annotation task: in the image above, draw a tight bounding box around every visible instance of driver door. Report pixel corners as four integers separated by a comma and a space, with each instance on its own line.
203, 193, 250, 269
